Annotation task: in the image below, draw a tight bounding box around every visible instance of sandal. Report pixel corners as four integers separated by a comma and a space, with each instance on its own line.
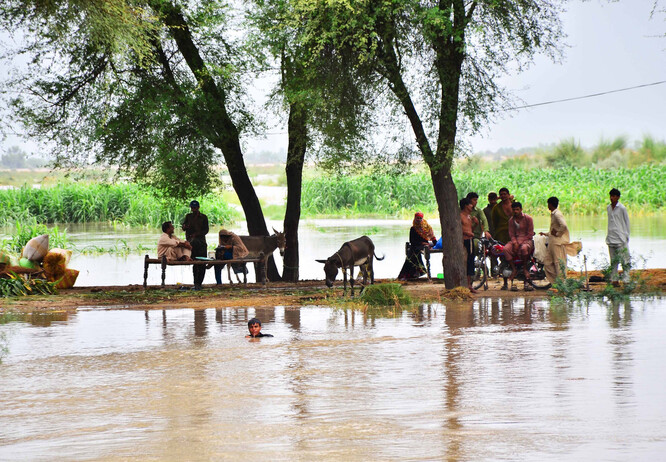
524, 283, 534, 292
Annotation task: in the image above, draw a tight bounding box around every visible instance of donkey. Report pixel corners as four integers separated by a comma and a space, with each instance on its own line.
316, 236, 384, 295
240, 229, 286, 282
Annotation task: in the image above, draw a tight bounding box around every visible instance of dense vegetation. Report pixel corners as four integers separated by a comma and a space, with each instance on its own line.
0, 183, 239, 227
301, 165, 666, 217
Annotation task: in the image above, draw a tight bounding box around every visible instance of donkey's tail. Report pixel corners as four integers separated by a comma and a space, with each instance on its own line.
374, 252, 385, 261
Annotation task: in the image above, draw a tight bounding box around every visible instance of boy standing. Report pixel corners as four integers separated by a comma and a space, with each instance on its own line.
606, 188, 631, 285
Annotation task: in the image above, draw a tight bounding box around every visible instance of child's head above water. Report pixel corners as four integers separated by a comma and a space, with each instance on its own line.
247, 318, 262, 336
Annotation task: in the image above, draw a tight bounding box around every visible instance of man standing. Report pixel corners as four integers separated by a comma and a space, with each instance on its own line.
182, 200, 209, 290
503, 202, 534, 291
491, 187, 513, 245
466, 192, 492, 240
483, 192, 499, 276
539, 197, 579, 284
483, 192, 498, 237
460, 198, 478, 293
606, 188, 631, 286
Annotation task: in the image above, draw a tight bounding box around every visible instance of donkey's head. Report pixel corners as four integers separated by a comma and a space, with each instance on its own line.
315, 257, 339, 287
272, 227, 286, 257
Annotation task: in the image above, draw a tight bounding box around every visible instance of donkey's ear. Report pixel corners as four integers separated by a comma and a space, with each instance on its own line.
272, 227, 281, 234
315, 259, 327, 264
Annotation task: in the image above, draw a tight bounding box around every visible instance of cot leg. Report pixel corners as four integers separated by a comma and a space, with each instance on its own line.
425, 247, 432, 281
161, 255, 167, 287
144, 255, 149, 288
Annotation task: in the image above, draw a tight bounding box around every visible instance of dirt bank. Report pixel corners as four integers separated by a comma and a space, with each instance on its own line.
2, 269, 664, 314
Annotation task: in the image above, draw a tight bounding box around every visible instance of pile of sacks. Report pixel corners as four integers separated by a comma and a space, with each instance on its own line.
17, 234, 79, 289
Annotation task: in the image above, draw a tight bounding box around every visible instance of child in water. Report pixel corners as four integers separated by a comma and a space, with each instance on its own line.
246, 318, 273, 338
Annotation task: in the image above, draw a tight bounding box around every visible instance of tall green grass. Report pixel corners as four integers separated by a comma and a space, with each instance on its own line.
0, 182, 240, 227
301, 165, 666, 216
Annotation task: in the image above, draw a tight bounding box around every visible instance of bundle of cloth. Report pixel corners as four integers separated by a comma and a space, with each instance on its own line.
5, 234, 80, 289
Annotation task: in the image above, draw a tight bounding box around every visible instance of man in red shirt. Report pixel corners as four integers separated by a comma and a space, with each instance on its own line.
503, 202, 534, 291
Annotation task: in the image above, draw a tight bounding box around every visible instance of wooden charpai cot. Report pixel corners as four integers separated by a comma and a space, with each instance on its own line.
405, 242, 444, 281
143, 252, 266, 288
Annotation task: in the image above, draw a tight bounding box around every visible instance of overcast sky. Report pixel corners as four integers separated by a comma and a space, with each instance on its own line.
1, 0, 664, 157
246, 0, 665, 154
466, 0, 665, 152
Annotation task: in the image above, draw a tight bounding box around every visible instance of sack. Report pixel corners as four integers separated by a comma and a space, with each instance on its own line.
56, 268, 79, 289
19, 257, 38, 269
43, 251, 68, 282
49, 248, 72, 265
22, 234, 49, 262
533, 234, 548, 264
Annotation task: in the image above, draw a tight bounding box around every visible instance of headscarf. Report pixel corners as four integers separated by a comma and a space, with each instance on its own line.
413, 212, 436, 242
218, 229, 249, 259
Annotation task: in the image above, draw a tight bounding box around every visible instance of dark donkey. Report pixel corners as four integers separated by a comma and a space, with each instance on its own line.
316, 236, 384, 295
240, 228, 286, 282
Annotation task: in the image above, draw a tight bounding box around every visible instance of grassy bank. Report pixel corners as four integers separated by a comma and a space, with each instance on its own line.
0, 182, 240, 227
301, 165, 666, 217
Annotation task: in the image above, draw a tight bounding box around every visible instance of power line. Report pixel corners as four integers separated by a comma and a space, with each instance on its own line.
260, 80, 666, 135
506, 80, 666, 111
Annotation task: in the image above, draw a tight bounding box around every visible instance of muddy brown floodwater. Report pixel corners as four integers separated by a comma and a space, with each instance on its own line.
1, 297, 665, 461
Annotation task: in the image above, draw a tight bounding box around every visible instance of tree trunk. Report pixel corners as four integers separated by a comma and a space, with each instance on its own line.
282, 102, 307, 282
431, 168, 467, 289
156, 0, 281, 280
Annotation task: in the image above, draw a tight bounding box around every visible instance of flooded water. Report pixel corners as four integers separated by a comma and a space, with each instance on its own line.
1, 298, 665, 460
1, 215, 664, 286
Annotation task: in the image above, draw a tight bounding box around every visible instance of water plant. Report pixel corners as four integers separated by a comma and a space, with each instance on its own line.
360, 283, 412, 307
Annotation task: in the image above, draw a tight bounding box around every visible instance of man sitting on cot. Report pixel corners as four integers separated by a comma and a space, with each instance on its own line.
157, 221, 193, 261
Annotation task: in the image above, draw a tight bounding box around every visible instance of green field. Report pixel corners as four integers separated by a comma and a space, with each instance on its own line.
0, 165, 664, 226
301, 165, 666, 217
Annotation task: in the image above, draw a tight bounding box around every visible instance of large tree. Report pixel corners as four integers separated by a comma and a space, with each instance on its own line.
294, 0, 565, 288
0, 0, 284, 279
247, 0, 375, 281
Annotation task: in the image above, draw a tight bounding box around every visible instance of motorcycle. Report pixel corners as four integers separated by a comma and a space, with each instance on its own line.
472, 237, 551, 290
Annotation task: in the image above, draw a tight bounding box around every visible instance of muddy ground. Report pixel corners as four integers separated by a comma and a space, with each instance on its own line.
1, 269, 664, 314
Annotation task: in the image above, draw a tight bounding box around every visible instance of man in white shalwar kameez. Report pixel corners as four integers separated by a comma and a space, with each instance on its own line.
606, 188, 631, 285
540, 197, 581, 284
157, 221, 192, 261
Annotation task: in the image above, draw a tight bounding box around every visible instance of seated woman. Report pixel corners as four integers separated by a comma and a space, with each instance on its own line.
398, 212, 438, 280
214, 229, 249, 284
157, 221, 192, 261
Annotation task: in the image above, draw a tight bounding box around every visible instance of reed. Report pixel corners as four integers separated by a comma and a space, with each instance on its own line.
0, 182, 240, 227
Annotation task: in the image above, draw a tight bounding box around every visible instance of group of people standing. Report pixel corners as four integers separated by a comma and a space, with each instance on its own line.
399, 187, 631, 292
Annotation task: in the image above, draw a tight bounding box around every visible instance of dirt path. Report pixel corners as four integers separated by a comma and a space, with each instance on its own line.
2, 269, 664, 314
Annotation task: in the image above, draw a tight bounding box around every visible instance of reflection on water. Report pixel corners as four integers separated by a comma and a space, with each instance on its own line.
1, 299, 665, 460
1, 216, 665, 286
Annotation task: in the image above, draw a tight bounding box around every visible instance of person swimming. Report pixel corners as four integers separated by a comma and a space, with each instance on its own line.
245, 318, 273, 338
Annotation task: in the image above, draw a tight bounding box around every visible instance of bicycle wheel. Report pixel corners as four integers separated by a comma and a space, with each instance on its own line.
472, 256, 489, 290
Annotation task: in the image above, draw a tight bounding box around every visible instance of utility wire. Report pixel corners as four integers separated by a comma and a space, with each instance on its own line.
260, 80, 666, 135
505, 80, 666, 111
